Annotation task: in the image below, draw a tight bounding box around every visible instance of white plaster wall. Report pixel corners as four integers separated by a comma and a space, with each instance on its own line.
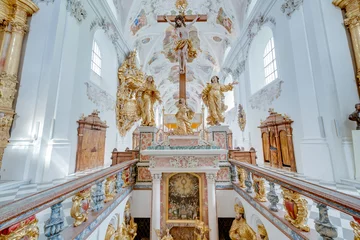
216, 190, 236, 217
229, 0, 357, 182
0, 0, 129, 182
132, 190, 152, 218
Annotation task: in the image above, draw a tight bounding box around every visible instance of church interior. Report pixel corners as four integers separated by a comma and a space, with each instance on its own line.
0, 0, 360, 239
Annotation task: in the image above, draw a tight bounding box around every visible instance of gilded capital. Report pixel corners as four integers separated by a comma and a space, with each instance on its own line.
10, 21, 29, 34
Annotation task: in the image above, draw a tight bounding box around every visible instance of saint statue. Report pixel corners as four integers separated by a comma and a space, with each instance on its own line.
119, 202, 137, 240
349, 103, 360, 130
258, 224, 268, 240
164, 14, 200, 73
137, 76, 162, 126
174, 98, 195, 135
229, 204, 257, 240
161, 229, 174, 240
202, 76, 238, 126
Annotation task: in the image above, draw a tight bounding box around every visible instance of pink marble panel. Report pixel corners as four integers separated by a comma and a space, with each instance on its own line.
137, 167, 152, 182
151, 156, 217, 168
214, 132, 227, 149
169, 138, 199, 147
216, 167, 231, 182
140, 132, 153, 161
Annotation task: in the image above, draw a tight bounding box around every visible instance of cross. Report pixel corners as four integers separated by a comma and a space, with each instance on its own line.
157, 13, 207, 100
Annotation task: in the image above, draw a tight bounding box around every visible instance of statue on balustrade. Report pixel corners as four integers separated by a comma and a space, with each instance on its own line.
119, 202, 137, 240
136, 75, 162, 126
349, 103, 360, 130
229, 204, 257, 240
174, 98, 195, 135
202, 76, 238, 126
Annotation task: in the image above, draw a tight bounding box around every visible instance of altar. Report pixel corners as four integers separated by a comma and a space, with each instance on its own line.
142, 134, 227, 240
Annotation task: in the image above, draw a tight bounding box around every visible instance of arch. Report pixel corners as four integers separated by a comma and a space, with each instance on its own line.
248, 26, 276, 94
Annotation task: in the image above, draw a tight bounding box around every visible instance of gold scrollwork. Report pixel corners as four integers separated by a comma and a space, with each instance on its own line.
281, 187, 310, 232
258, 224, 268, 240
0, 215, 39, 240
238, 104, 246, 132
237, 166, 246, 188
351, 219, 360, 240
116, 51, 144, 136
104, 175, 116, 203
70, 188, 91, 227
194, 220, 209, 240
252, 175, 266, 202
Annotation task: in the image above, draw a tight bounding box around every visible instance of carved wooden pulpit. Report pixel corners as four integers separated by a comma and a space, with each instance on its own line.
259, 109, 296, 172
75, 111, 108, 172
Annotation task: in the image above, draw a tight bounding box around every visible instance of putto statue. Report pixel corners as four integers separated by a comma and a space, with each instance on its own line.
116, 51, 162, 136
174, 98, 194, 135
229, 204, 256, 240
164, 14, 200, 73
202, 76, 238, 126
137, 76, 162, 126
349, 103, 360, 130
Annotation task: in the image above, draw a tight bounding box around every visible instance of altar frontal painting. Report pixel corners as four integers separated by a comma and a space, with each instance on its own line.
167, 173, 202, 223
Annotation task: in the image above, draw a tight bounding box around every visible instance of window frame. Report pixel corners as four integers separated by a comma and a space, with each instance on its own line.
91, 40, 102, 77
263, 37, 278, 85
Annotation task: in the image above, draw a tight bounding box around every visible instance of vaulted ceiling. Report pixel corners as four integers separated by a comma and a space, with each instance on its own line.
109, 0, 248, 113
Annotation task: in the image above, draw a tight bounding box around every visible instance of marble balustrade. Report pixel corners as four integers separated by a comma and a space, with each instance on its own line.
230, 160, 360, 240
0, 159, 138, 240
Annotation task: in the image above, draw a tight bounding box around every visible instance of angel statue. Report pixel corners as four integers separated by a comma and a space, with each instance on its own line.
136, 75, 162, 126
164, 14, 200, 74
202, 76, 238, 126
174, 98, 195, 135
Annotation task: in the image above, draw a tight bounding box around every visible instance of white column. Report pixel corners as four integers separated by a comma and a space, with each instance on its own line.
206, 173, 218, 240
151, 173, 162, 240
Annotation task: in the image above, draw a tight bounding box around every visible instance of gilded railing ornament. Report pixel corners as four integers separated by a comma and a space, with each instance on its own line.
281, 187, 310, 232
237, 166, 246, 188
70, 189, 91, 227
252, 175, 266, 202
237, 104, 246, 132
122, 167, 132, 188
0, 215, 39, 240
104, 175, 116, 203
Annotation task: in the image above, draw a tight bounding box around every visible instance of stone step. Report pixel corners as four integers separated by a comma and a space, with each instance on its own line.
0, 180, 31, 191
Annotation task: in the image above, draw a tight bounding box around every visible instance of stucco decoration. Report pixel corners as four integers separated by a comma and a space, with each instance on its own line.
85, 82, 115, 112
249, 79, 284, 110
90, 17, 123, 64
245, 14, 276, 60
281, 0, 303, 18
31, 0, 54, 4
66, 0, 87, 23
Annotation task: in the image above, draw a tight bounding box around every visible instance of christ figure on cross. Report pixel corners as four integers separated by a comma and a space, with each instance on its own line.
164, 14, 200, 74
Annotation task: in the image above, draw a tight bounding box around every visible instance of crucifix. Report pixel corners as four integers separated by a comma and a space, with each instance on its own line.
157, 0, 207, 100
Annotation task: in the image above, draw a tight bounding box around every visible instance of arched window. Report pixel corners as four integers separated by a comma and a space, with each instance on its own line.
263, 37, 277, 84
91, 40, 102, 76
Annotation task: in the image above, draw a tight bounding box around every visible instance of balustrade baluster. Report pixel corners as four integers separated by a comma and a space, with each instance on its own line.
245, 170, 252, 193
116, 170, 124, 192
231, 165, 238, 183
266, 182, 279, 212
314, 203, 338, 240
92, 181, 105, 211
44, 202, 65, 240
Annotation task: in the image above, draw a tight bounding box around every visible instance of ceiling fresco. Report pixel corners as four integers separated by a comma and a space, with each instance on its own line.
112, 0, 248, 113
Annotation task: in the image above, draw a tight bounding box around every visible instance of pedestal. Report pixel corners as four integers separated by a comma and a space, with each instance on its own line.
352, 131, 360, 180
139, 126, 158, 161
208, 125, 230, 161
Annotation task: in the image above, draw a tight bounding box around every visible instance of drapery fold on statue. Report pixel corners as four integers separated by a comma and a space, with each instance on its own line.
202, 83, 233, 125
174, 39, 197, 60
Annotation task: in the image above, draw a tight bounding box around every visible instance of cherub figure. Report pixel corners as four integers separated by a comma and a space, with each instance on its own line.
164, 14, 200, 74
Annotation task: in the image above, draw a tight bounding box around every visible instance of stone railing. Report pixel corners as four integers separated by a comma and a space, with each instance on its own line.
0, 159, 137, 240
230, 160, 360, 240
